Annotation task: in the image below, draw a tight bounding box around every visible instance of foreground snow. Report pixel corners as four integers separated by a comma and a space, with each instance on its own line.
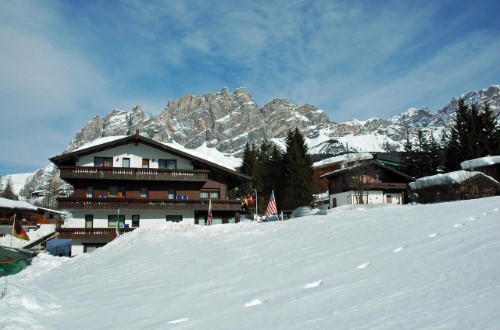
1, 197, 499, 329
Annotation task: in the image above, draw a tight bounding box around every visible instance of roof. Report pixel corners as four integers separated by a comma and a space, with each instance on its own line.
0, 197, 38, 211
460, 156, 500, 170
50, 133, 252, 181
320, 160, 414, 181
313, 153, 373, 169
409, 170, 500, 190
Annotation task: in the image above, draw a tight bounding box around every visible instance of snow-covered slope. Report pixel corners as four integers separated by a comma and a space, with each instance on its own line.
1, 197, 499, 329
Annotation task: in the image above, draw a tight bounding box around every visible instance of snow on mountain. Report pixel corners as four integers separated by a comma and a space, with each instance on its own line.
0, 173, 33, 196
3, 84, 499, 200
1, 197, 499, 328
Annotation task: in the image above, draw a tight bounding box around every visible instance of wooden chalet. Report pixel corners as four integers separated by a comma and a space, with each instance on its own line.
460, 156, 500, 182
50, 131, 252, 255
313, 153, 374, 195
0, 197, 64, 238
409, 170, 500, 204
321, 160, 414, 208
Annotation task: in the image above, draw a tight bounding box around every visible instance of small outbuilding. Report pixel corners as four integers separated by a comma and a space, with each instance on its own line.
409, 170, 500, 204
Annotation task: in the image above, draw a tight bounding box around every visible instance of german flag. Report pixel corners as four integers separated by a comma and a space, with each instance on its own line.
12, 214, 29, 241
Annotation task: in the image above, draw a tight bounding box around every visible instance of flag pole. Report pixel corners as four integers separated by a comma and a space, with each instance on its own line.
208, 198, 212, 225
253, 189, 258, 220
10, 214, 14, 247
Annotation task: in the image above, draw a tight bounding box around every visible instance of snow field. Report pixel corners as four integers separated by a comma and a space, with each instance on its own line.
0, 197, 499, 329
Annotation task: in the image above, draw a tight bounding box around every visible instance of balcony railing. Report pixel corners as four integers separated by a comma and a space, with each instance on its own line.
346, 182, 408, 190
57, 197, 243, 211
57, 227, 135, 240
59, 166, 209, 182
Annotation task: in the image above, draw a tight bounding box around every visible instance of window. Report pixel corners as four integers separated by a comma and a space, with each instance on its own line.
201, 190, 219, 199
109, 186, 118, 197
108, 214, 125, 227
212, 218, 223, 225
86, 186, 94, 198
122, 158, 130, 168
85, 214, 94, 228
159, 159, 177, 169
199, 219, 207, 226
132, 215, 140, 227
168, 188, 176, 200
166, 215, 182, 223
95, 157, 113, 167
142, 158, 150, 168
84, 243, 105, 253
140, 187, 148, 198
109, 186, 126, 197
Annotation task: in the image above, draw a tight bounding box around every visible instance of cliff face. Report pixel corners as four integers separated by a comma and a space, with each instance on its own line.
9, 85, 500, 201
66, 85, 500, 157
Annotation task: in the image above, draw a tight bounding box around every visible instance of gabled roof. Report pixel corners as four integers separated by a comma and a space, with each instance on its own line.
49, 133, 252, 181
0, 197, 64, 214
0, 197, 38, 211
409, 170, 500, 190
460, 156, 500, 170
320, 160, 414, 181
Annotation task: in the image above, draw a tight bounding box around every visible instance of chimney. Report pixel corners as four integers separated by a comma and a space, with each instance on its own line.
135, 129, 139, 136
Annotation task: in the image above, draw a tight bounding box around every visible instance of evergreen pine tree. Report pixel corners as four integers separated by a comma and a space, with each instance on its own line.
445, 99, 472, 171
282, 128, 315, 210
239, 142, 258, 196
427, 131, 444, 174
444, 98, 499, 171
2, 179, 18, 200
478, 101, 500, 155
257, 140, 284, 214
401, 125, 416, 177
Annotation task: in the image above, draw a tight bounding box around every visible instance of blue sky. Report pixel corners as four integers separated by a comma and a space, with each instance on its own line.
0, 0, 499, 177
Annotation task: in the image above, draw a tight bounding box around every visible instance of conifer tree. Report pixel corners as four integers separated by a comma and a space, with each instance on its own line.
401, 125, 416, 177
239, 142, 258, 196
478, 101, 500, 155
282, 128, 315, 210
257, 140, 284, 214
444, 98, 499, 171
445, 99, 472, 171
2, 179, 18, 200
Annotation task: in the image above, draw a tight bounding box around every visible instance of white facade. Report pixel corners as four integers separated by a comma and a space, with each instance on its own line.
77, 143, 193, 170
330, 190, 402, 207
67, 209, 197, 228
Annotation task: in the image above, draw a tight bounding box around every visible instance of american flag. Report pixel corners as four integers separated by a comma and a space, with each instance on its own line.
208, 199, 213, 225
265, 191, 278, 217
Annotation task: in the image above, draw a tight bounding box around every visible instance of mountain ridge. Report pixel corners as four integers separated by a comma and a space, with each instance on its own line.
2, 84, 499, 200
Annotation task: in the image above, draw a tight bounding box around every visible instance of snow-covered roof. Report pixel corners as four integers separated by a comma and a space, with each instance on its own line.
75, 136, 127, 151
0, 197, 38, 211
460, 156, 500, 170
409, 170, 497, 189
313, 153, 373, 168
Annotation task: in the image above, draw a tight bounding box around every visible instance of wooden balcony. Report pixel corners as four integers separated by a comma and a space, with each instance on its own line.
346, 182, 408, 191
59, 166, 209, 182
57, 227, 135, 240
57, 197, 243, 211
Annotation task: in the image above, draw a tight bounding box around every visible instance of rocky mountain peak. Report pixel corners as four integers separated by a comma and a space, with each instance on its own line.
64, 85, 499, 159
